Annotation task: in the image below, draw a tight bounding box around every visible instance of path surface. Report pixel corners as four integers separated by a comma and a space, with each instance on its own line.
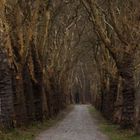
35, 105, 108, 140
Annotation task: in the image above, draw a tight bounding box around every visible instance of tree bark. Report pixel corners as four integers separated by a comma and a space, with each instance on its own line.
31, 39, 44, 121
107, 77, 118, 121
12, 69, 27, 126
118, 53, 135, 128
23, 64, 35, 122
0, 49, 14, 129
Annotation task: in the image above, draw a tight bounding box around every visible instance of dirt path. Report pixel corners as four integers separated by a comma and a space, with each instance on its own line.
35, 105, 108, 140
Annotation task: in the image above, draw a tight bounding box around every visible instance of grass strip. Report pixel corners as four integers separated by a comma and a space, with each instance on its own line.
89, 106, 140, 140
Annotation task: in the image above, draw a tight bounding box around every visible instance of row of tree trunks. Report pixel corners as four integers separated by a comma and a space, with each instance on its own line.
0, 45, 72, 128
81, 0, 137, 129
0, 38, 70, 129
93, 53, 135, 129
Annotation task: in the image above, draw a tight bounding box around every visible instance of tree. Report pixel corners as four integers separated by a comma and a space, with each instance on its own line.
81, 0, 140, 128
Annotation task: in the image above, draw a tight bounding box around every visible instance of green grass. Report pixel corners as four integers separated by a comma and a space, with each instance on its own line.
0, 106, 73, 140
89, 106, 140, 140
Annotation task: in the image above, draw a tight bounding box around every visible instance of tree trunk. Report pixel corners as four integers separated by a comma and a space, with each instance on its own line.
135, 107, 140, 134
0, 49, 14, 129
31, 39, 44, 121
23, 65, 35, 122
107, 77, 118, 121
118, 53, 135, 128
12, 70, 27, 126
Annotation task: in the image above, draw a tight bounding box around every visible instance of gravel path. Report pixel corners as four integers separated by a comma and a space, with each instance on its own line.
35, 105, 108, 140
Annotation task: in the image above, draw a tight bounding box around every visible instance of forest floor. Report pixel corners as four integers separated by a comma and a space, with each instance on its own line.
35, 105, 108, 140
